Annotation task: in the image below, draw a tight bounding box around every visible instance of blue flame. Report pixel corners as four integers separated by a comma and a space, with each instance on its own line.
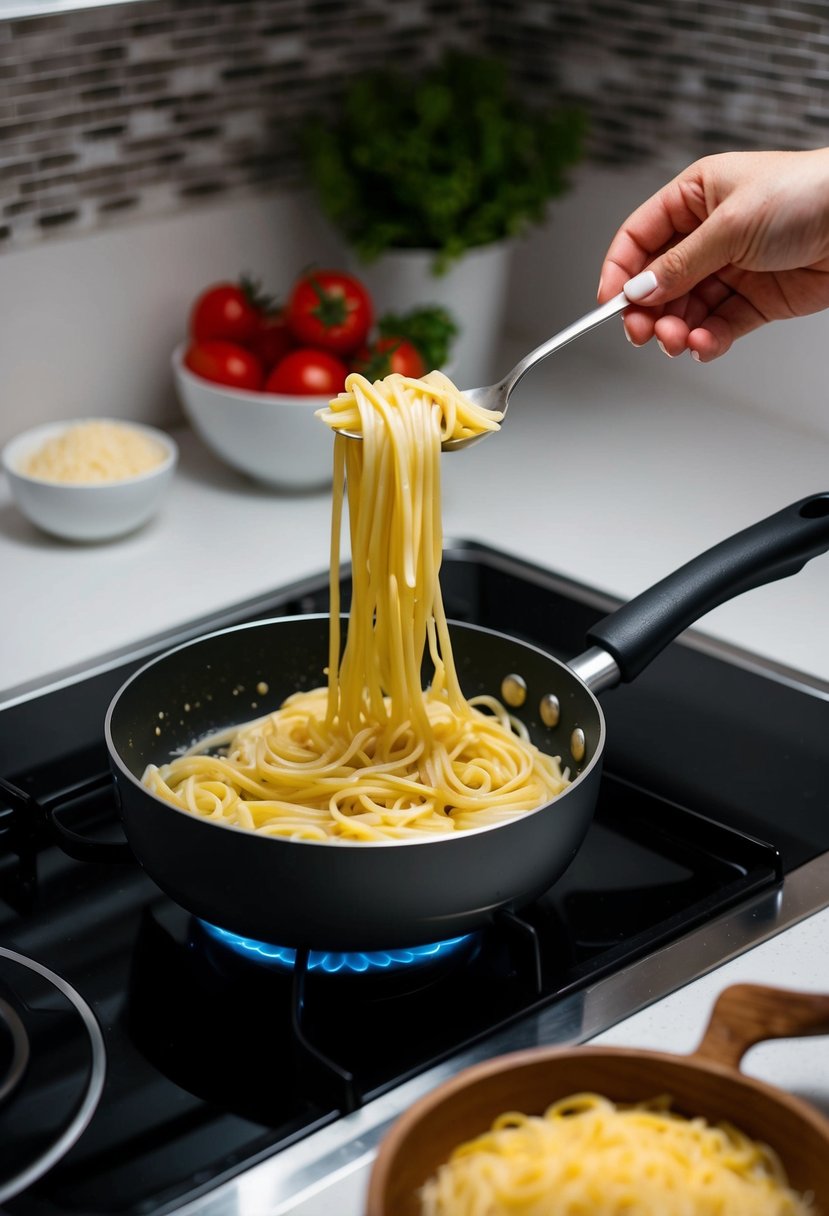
199, 921, 473, 975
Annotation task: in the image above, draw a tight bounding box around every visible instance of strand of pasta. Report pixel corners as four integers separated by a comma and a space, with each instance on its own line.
143, 370, 569, 842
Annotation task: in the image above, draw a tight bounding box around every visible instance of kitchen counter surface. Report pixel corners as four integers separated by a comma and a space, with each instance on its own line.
3, 333, 829, 1214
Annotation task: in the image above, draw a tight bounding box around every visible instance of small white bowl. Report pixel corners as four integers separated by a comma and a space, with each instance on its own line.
172, 344, 335, 490
2, 419, 178, 543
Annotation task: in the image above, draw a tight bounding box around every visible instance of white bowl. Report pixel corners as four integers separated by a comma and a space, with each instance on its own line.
2, 419, 178, 543
172, 345, 335, 490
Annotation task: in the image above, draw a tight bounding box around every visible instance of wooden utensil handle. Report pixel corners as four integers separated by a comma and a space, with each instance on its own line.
692, 983, 829, 1070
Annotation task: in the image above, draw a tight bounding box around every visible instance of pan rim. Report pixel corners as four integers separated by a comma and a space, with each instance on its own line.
104, 613, 606, 850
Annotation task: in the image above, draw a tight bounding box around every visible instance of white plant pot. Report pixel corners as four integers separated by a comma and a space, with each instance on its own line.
351, 242, 513, 389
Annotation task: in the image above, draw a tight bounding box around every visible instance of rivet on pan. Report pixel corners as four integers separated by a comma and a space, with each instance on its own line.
500, 673, 527, 708
539, 693, 560, 728
570, 727, 586, 764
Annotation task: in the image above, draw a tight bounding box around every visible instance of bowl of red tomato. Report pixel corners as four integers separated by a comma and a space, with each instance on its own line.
172, 270, 453, 490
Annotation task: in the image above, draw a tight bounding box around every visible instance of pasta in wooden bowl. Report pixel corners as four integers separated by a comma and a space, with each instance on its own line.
366, 984, 829, 1216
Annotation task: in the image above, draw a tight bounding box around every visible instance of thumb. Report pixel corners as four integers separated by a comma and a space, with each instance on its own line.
623, 212, 738, 304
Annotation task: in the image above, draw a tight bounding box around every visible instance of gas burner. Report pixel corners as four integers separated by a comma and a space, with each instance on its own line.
190, 915, 485, 1002
0, 947, 106, 1206
126, 905, 489, 1122
199, 920, 477, 977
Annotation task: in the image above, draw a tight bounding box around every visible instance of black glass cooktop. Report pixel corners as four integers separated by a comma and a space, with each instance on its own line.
0, 542, 825, 1215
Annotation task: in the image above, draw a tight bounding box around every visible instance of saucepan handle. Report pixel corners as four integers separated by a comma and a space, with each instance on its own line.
0, 772, 132, 865
690, 982, 829, 1071
585, 492, 829, 683
46, 801, 133, 864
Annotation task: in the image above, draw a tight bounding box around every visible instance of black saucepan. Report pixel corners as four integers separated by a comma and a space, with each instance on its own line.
105, 492, 829, 950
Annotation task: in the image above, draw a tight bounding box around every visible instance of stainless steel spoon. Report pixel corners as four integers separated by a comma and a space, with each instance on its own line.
337, 290, 632, 451
445, 289, 631, 452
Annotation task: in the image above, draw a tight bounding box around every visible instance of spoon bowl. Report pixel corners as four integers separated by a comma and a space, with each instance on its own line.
336, 290, 632, 450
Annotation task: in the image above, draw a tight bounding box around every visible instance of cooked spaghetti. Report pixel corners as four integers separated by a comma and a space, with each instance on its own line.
419, 1092, 815, 1216
142, 370, 569, 842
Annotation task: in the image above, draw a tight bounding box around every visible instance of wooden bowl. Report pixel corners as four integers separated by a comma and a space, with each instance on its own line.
366, 983, 829, 1215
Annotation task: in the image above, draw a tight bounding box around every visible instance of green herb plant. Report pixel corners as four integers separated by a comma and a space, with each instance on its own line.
302, 51, 587, 273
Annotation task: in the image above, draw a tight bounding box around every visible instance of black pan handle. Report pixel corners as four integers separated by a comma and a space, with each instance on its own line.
585, 492, 829, 683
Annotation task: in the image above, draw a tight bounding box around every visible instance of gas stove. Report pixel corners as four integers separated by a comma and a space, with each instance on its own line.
1, 542, 827, 1215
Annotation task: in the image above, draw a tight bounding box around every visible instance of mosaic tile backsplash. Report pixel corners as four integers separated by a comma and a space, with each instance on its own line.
2, 0, 828, 251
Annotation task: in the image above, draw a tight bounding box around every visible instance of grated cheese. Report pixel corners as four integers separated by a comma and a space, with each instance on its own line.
24, 421, 166, 484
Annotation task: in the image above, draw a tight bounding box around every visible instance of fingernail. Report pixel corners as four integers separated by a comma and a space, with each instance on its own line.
624, 270, 658, 302
597, 274, 605, 300
691, 350, 701, 362
656, 339, 675, 359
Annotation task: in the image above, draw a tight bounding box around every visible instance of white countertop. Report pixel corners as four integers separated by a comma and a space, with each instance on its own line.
3, 333, 829, 1215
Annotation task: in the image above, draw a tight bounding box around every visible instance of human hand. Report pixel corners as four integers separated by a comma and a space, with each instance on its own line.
599, 148, 829, 361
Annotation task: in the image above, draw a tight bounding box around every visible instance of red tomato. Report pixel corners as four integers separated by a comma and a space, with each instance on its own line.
352, 336, 425, 380
265, 348, 348, 396
249, 310, 295, 370
190, 281, 262, 345
184, 340, 264, 391
286, 271, 372, 356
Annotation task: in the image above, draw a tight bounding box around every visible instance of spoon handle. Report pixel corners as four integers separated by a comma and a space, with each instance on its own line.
502, 290, 630, 398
